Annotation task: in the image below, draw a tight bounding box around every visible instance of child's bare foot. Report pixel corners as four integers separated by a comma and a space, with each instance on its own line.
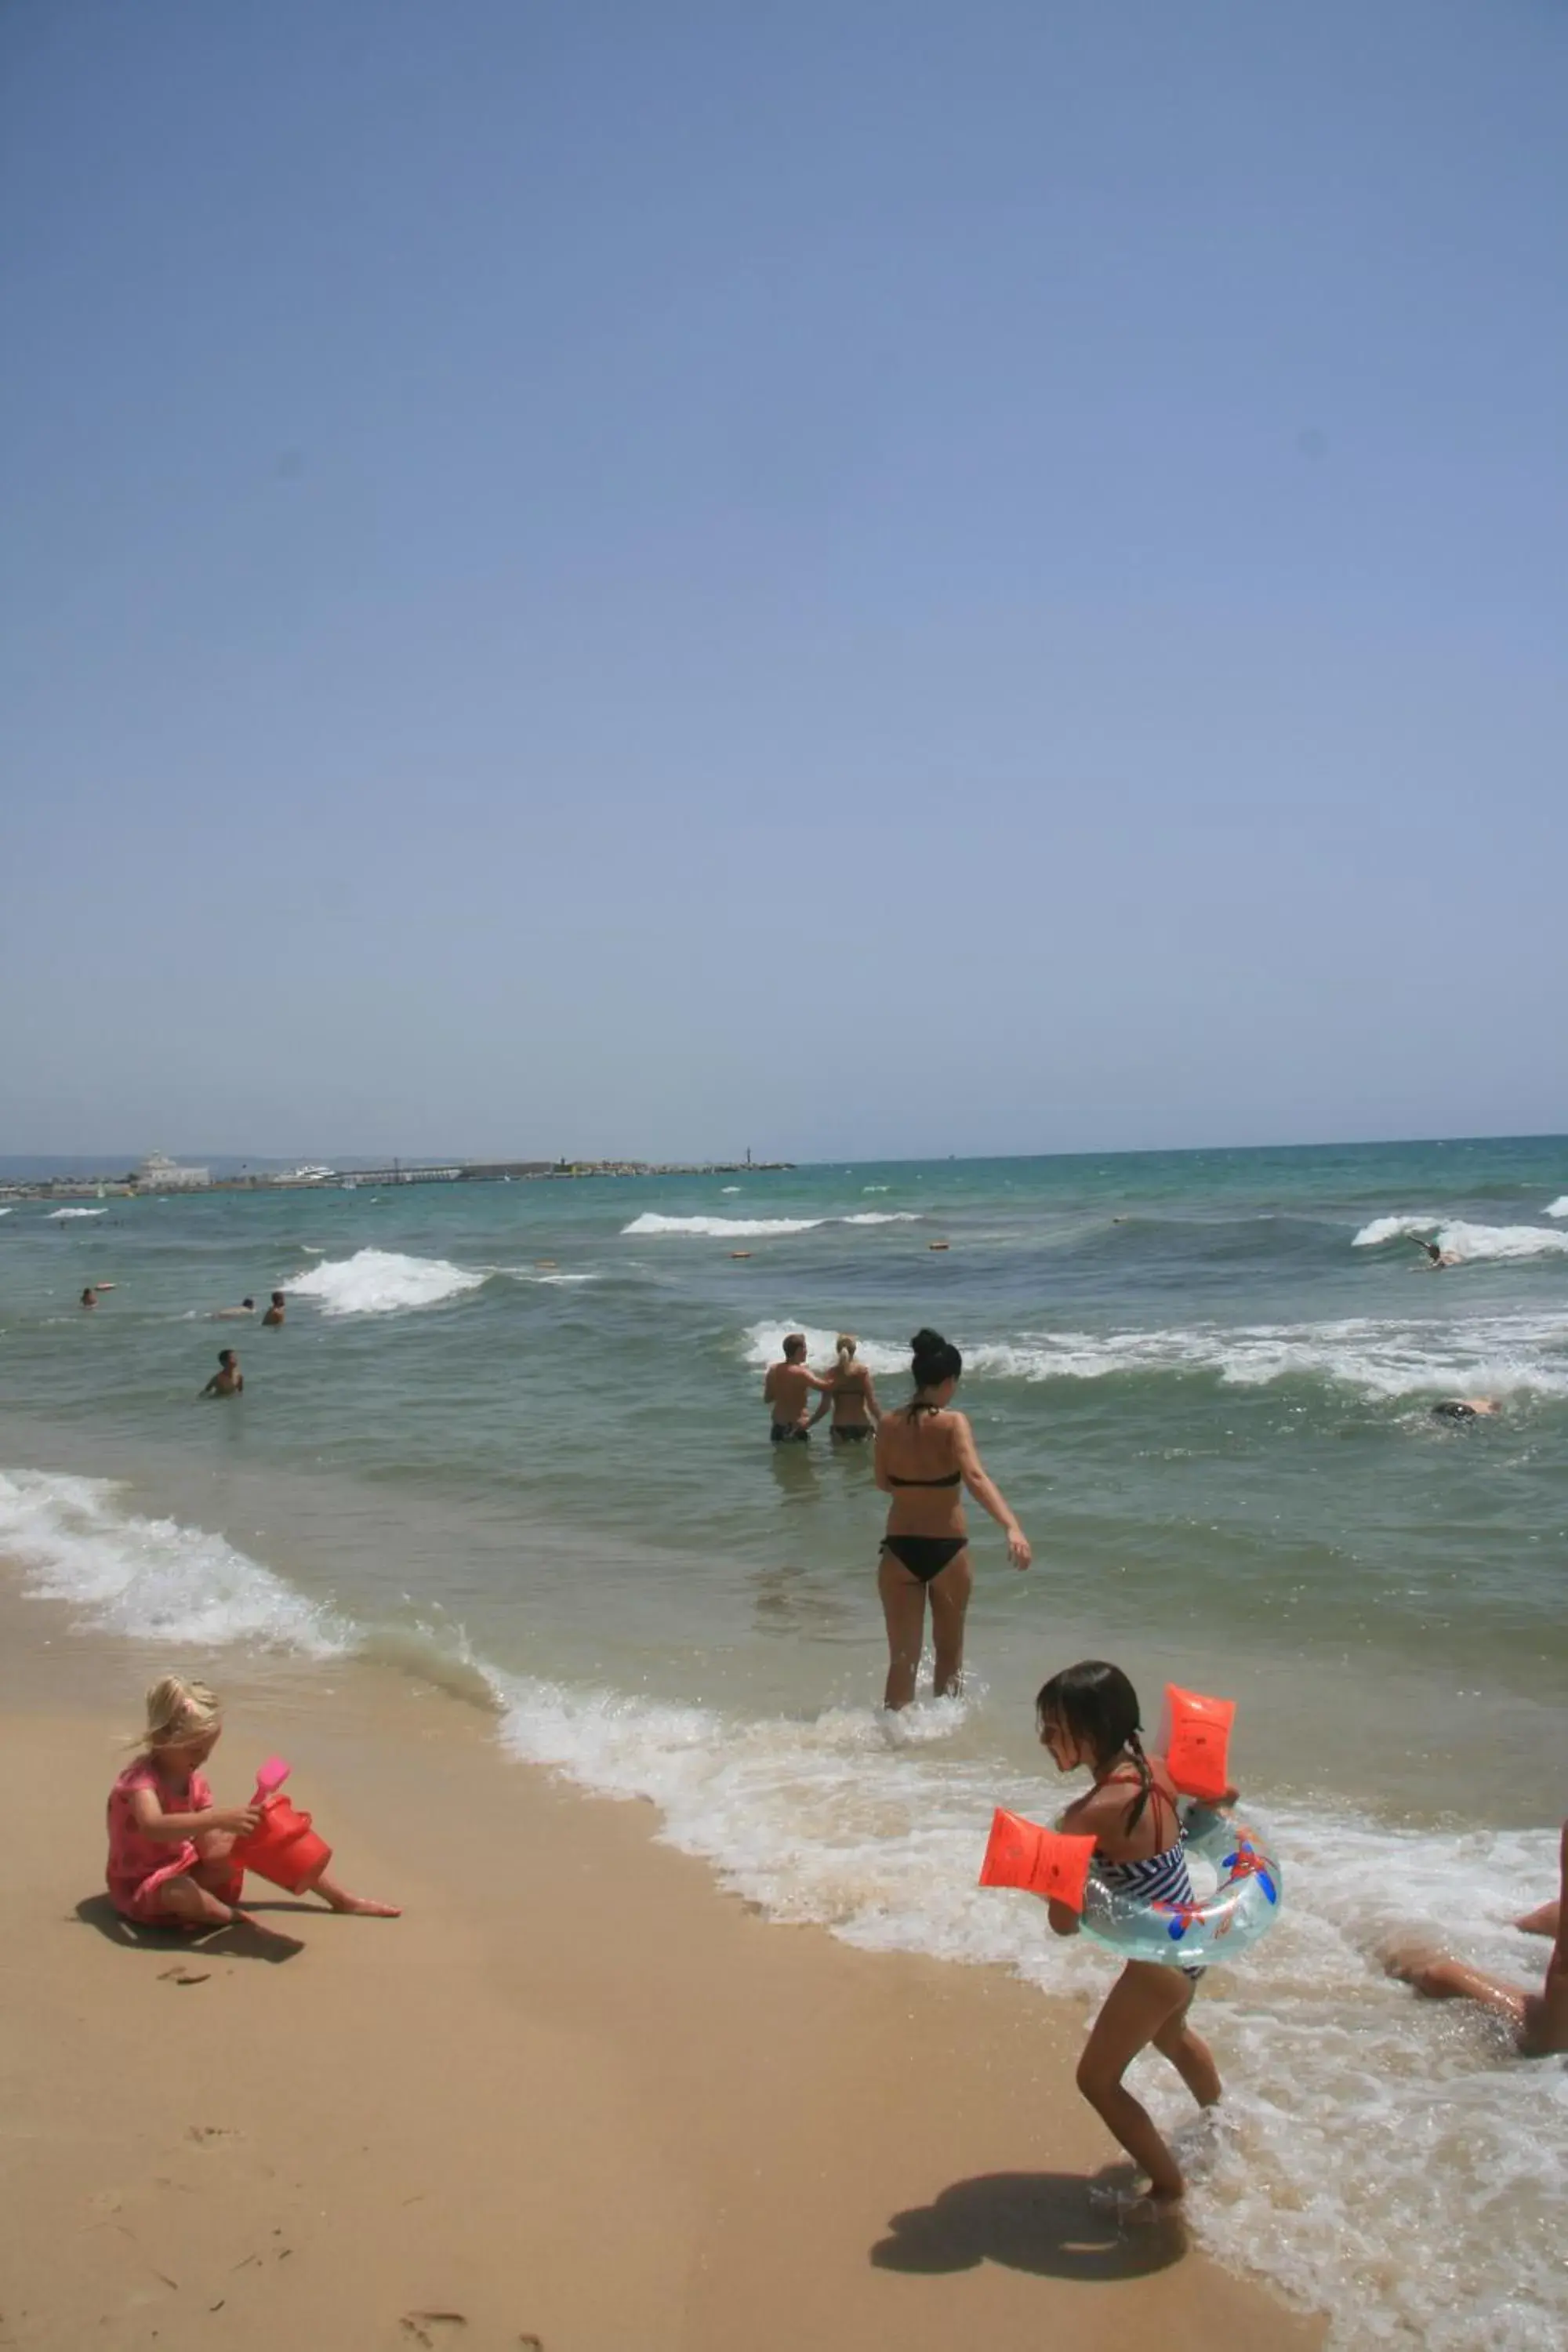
322, 1888, 401, 1917
1088, 2180, 1185, 2226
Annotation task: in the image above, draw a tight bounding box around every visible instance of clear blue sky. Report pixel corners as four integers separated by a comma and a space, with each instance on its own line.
3, 1, 1564, 1163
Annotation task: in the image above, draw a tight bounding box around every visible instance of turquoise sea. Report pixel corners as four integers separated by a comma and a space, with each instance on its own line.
2, 1135, 1566, 2348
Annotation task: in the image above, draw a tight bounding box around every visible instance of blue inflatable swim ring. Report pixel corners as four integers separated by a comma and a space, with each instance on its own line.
1080, 1803, 1283, 1969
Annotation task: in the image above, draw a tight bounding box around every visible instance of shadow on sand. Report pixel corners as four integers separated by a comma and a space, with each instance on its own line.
74, 1892, 303, 1963
870, 2169, 1185, 2283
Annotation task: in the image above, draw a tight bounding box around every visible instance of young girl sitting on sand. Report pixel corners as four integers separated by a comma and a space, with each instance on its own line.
107, 1675, 399, 1931
1036, 1661, 1223, 2213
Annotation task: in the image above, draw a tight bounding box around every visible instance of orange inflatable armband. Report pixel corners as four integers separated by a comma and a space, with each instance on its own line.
978, 1809, 1096, 1912
1158, 1684, 1236, 1802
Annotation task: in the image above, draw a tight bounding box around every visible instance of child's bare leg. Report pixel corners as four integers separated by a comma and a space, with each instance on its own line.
1152, 1985, 1222, 2107
1515, 1899, 1559, 1940
308, 1871, 400, 1918
157, 1872, 239, 1930
1386, 1946, 1530, 2030
1076, 1964, 1194, 2204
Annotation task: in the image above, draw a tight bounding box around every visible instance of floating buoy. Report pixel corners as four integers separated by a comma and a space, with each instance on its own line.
730, 1250, 751, 1260
928, 1240, 949, 1251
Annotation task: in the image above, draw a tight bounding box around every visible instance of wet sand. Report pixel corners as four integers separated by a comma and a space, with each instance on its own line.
0, 1588, 1322, 2351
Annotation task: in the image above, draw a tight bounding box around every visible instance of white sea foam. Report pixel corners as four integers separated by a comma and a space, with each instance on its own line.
45, 1206, 107, 1221
623, 1212, 826, 1237
1547, 1197, 1568, 1219
286, 1247, 486, 1316
1436, 1221, 1568, 1262
741, 1316, 1568, 1400
1354, 1213, 1568, 1261
0, 1469, 348, 1653
721, 1185, 742, 1193
1353, 1214, 1443, 1247
622, 1210, 919, 1239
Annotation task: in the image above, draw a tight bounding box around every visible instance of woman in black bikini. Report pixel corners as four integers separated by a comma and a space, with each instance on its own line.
873, 1328, 1030, 1709
815, 1333, 881, 1441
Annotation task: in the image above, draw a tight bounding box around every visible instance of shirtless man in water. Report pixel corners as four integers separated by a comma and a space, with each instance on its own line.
762, 1334, 833, 1441
1388, 1818, 1568, 2056
261, 1291, 286, 1327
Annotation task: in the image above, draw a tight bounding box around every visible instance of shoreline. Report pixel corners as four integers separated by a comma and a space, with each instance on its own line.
0, 1581, 1321, 2351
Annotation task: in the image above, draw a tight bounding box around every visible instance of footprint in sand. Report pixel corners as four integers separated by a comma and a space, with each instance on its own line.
186, 2125, 240, 2147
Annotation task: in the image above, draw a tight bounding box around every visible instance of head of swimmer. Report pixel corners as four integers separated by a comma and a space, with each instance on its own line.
217, 1348, 238, 1368
138, 1673, 223, 1772
909, 1327, 962, 1404
1036, 1660, 1142, 1777
782, 1333, 808, 1364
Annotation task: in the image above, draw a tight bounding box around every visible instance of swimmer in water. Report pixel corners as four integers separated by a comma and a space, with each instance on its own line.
261, 1291, 286, 1327
200, 1348, 244, 1399
1432, 1397, 1501, 1421
1388, 1819, 1568, 2056
763, 1334, 833, 1441
811, 1332, 882, 1442
81, 1287, 98, 1308
1414, 1239, 1461, 1270
873, 1329, 1029, 1708
214, 1298, 257, 1320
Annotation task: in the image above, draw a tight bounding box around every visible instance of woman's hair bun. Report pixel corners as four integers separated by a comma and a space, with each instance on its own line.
910, 1327, 946, 1356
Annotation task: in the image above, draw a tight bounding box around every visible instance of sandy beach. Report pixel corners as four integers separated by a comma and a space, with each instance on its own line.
0, 1587, 1320, 2352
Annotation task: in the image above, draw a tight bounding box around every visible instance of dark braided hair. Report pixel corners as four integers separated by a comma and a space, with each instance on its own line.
906, 1327, 962, 1417
1035, 1661, 1156, 1834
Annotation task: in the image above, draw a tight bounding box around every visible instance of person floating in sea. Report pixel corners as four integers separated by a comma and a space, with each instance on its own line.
763, 1333, 833, 1442
1414, 1239, 1461, 1270
1387, 1819, 1568, 2056
200, 1348, 244, 1399
872, 1328, 1029, 1708
814, 1332, 881, 1443
107, 1675, 399, 1935
80, 1286, 99, 1308
1431, 1397, 1500, 1421
1036, 1661, 1224, 2214
214, 1297, 257, 1320
261, 1291, 286, 1327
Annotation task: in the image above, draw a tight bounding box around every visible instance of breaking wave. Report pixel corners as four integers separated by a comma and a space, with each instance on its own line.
286, 1247, 486, 1317
741, 1316, 1568, 1401
622, 1211, 920, 1238
1353, 1214, 1568, 1261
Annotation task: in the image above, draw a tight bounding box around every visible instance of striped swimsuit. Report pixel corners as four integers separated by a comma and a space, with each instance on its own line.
1096, 1773, 1205, 1983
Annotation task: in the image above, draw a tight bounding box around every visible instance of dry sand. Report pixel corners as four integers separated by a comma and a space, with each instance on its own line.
0, 1597, 1323, 2351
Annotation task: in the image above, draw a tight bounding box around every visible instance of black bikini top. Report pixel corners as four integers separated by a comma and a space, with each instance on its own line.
889, 1399, 962, 1484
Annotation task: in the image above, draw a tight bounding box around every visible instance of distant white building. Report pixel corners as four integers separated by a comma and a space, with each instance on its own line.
136, 1152, 211, 1189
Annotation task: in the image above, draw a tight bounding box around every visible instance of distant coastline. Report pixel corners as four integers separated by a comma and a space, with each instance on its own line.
0, 1155, 794, 1202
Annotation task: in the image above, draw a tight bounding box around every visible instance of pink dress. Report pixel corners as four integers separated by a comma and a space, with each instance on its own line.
106, 1760, 238, 1923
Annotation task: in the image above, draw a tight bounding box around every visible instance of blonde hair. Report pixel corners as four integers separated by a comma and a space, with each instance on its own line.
836, 1332, 858, 1371
136, 1675, 222, 1754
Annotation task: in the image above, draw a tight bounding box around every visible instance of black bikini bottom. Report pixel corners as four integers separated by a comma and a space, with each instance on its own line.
831, 1425, 871, 1442
880, 1535, 967, 1584
770, 1423, 809, 1443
